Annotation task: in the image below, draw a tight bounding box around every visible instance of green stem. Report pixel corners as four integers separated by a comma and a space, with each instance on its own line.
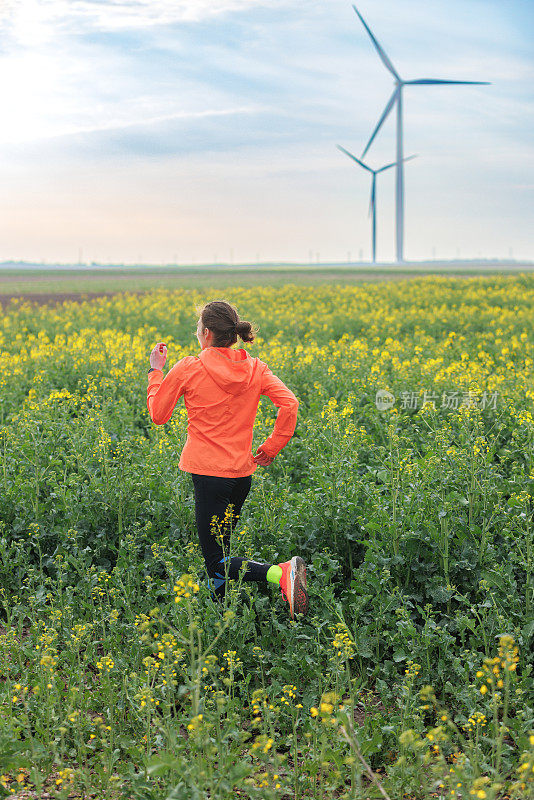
495, 667, 510, 776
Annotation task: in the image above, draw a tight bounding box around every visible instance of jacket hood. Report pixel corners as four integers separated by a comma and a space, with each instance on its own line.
198, 347, 256, 395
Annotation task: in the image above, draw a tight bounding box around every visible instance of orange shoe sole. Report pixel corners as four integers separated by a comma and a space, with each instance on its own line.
290, 556, 308, 618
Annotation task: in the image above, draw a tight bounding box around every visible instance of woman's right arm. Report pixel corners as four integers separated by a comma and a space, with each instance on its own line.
257, 364, 299, 458
147, 357, 195, 425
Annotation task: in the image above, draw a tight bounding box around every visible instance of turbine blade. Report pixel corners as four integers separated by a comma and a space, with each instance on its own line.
376, 154, 417, 173
405, 79, 491, 85
376, 161, 396, 173
352, 5, 401, 81
361, 88, 398, 159
336, 144, 372, 172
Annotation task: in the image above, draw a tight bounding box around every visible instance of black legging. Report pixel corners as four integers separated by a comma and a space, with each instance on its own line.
191, 473, 272, 596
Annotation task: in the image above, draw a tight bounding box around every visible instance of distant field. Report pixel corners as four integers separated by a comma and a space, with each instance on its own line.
0, 261, 533, 304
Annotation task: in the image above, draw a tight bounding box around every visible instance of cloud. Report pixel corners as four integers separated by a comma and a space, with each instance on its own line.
72, 0, 291, 28
1, 0, 294, 45
0, 103, 264, 146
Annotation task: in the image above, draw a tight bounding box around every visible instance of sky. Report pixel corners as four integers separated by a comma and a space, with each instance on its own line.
0, 0, 533, 264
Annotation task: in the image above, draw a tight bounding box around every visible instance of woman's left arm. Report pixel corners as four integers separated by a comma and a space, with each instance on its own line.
256, 364, 299, 458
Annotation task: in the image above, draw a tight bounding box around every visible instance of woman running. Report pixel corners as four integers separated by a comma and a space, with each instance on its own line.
146, 299, 308, 618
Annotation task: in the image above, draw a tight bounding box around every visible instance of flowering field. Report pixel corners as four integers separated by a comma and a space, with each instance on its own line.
0, 274, 533, 799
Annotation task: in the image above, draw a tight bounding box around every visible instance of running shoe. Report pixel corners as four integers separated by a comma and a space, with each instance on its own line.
278, 556, 308, 618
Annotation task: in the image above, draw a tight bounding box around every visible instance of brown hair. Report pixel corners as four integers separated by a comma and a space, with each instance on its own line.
197, 300, 257, 347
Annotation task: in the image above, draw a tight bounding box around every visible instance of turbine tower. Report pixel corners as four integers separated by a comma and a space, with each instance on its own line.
352, 4, 490, 263
337, 145, 416, 263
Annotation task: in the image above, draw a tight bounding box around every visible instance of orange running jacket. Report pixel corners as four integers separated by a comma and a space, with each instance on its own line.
146, 346, 299, 477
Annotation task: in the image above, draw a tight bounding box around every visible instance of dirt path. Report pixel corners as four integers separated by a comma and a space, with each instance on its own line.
0, 291, 135, 309
0, 270, 499, 309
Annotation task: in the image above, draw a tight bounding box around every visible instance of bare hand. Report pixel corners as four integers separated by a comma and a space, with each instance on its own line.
253, 447, 274, 466
150, 342, 168, 370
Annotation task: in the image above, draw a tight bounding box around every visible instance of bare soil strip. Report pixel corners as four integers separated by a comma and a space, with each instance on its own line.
0, 269, 503, 309
0, 291, 135, 309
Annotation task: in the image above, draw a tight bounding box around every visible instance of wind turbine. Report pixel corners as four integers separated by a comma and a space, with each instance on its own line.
337, 145, 416, 263
352, 4, 490, 263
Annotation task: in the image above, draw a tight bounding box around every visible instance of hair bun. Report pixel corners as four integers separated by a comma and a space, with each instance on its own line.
236, 320, 255, 343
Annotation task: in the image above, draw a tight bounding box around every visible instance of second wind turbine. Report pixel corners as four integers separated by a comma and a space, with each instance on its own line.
337, 145, 416, 264
352, 4, 490, 263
